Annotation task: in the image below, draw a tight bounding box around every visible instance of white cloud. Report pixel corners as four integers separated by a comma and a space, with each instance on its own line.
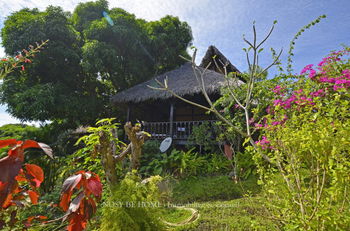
0, 112, 42, 127
0, 46, 4, 58
0, 111, 22, 126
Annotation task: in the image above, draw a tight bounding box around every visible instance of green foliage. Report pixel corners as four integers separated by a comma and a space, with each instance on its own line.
145, 15, 193, 73
205, 153, 231, 175
161, 207, 193, 224
171, 175, 259, 203
286, 15, 327, 74
14, 186, 63, 230
187, 121, 219, 153
60, 118, 124, 181
254, 48, 350, 230
72, 0, 109, 32
234, 150, 257, 180
1, 1, 192, 126
0, 124, 41, 140
140, 147, 231, 178
140, 140, 162, 165
172, 197, 277, 231
0, 6, 105, 126
100, 172, 165, 231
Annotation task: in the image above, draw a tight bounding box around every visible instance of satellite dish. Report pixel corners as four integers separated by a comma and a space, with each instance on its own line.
160, 137, 172, 153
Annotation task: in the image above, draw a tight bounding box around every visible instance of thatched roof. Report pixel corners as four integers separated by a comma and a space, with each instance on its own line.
112, 62, 243, 104
112, 46, 243, 104
200, 45, 244, 82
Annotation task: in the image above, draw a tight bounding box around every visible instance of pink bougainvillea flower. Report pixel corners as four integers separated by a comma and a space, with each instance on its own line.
271, 121, 281, 126
300, 64, 314, 75
255, 136, 271, 150
272, 85, 285, 95
309, 69, 317, 78
294, 89, 303, 94
254, 123, 263, 128
310, 89, 325, 97
266, 106, 272, 114
318, 59, 327, 67
273, 99, 283, 106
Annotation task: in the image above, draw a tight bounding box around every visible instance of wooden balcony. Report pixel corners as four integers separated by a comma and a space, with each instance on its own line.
142, 120, 217, 140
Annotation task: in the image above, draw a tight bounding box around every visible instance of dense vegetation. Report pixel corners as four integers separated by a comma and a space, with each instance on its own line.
0, 0, 192, 127
0, 1, 349, 230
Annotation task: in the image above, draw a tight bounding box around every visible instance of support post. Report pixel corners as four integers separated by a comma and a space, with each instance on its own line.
169, 102, 174, 137
126, 105, 130, 122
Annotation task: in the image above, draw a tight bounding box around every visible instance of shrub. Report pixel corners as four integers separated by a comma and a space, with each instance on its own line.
187, 122, 220, 153
100, 172, 165, 231
140, 146, 234, 178
253, 47, 350, 230
0, 124, 42, 140
171, 175, 259, 203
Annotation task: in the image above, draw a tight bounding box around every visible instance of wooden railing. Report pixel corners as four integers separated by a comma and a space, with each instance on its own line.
142, 120, 217, 140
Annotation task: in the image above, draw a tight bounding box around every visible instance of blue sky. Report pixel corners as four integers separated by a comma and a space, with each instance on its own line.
0, 0, 349, 125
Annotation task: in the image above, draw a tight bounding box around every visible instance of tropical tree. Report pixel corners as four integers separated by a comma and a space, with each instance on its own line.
0, 0, 192, 127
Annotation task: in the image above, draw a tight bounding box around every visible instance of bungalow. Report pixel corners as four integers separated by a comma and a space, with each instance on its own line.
111, 46, 243, 143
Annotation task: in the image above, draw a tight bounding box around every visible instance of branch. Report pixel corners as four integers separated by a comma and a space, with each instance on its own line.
260, 48, 283, 74
243, 37, 254, 49
148, 78, 248, 138
257, 25, 275, 49
114, 143, 131, 161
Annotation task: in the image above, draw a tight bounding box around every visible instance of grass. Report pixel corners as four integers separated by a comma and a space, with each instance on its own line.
161, 207, 194, 223
157, 175, 275, 230
170, 175, 260, 203
168, 197, 278, 231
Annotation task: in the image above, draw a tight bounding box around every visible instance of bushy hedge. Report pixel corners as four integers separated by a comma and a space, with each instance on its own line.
253, 47, 350, 230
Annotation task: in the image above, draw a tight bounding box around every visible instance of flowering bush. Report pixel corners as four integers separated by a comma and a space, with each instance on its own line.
0, 41, 47, 79
253, 47, 350, 230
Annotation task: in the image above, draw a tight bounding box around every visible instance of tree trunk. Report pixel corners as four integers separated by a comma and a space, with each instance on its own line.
97, 130, 118, 186
123, 122, 150, 170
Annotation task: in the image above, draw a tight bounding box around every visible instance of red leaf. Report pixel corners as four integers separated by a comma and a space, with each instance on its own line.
15, 174, 27, 182
12, 200, 25, 208
24, 220, 33, 228
37, 215, 47, 220
25, 164, 44, 187
67, 192, 85, 215
67, 214, 87, 231
22, 140, 53, 158
22, 140, 40, 149
0, 219, 5, 229
9, 210, 17, 226
60, 191, 73, 211
24, 215, 47, 228
2, 193, 12, 209
84, 197, 97, 220
224, 143, 233, 160
62, 174, 82, 193
26, 216, 35, 224
38, 143, 53, 158
0, 139, 17, 149
0, 181, 7, 191
28, 190, 39, 204
0, 155, 23, 207
86, 177, 102, 197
